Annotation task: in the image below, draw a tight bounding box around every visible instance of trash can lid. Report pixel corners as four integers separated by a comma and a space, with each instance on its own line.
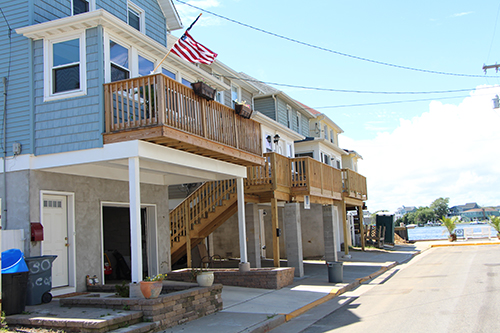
2, 249, 29, 273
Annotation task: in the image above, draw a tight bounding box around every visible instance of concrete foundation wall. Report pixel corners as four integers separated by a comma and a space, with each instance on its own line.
2, 170, 171, 292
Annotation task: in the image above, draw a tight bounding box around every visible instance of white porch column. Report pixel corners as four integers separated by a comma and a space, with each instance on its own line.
237, 177, 249, 269
129, 157, 143, 282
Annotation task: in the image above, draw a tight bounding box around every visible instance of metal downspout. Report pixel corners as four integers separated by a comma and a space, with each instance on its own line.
2, 76, 7, 229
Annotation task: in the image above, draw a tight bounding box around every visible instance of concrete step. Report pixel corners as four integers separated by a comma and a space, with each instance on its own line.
108, 321, 158, 333
5, 303, 144, 332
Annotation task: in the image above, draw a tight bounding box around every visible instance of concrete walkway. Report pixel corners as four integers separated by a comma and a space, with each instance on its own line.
160, 242, 426, 333
161, 239, 500, 333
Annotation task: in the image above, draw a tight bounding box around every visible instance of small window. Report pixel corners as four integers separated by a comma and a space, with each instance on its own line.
330, 130, 334, 144
128, 2, 145, 32
297, 112, 302, 134
287, 105, 292, 129
162, 68, 176, 80
52, 39, 80, 93
324, 125, 328, 140
138, 55, 154, 76
110, 41, 130, 82
216, 91, 224, 104
73, 0, 89, 15
182, 78, 192, 87
231, 84, 239, 108
44, 33, 86, 100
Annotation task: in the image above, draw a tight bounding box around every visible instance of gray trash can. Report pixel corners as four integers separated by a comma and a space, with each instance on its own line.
327, 262, 343, 283
25, 255, 57, 305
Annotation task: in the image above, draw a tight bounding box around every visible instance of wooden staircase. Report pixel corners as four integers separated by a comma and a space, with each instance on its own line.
170, 179, 238, 264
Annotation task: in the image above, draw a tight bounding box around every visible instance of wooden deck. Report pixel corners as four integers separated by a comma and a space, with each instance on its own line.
103, 74, 264, 167
245, 153, 352, 204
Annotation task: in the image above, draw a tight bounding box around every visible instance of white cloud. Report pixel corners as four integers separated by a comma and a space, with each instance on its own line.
451, 12, 473, 18
340, 86, 500, 212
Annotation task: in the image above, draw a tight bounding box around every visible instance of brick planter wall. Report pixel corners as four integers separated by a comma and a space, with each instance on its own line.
168, 267, 295, 289
60, 284, 223, 330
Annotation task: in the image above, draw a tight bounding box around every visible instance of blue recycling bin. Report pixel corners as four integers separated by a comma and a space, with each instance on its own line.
2, 249, 29, 315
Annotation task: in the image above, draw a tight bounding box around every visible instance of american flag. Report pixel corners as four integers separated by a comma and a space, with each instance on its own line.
170, 31, 218, 65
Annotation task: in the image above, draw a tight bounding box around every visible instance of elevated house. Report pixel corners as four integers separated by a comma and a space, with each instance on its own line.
2, 0, 264, 294
208, 75, 369, 275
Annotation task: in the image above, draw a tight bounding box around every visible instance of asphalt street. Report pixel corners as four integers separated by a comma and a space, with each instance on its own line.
283, 245, 500, 333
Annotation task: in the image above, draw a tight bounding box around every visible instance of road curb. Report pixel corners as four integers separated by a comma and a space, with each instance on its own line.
281, 261, 397, 324
430, 241, 500, 248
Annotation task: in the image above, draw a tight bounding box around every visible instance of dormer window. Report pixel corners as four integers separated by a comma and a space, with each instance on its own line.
128, 2, 145, 32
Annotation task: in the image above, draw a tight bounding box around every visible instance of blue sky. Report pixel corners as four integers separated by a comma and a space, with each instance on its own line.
172, 0, 500, 212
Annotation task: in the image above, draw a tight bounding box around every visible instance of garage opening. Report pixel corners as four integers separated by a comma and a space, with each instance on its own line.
102, 206, 148, 284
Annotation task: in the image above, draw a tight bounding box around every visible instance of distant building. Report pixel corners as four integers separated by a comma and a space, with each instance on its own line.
395, 206, 417, 220
460, 208, 500, 221
449, 203, 480, 217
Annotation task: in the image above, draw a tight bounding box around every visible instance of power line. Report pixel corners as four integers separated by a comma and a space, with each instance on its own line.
219, 74, 499, 95
175, 0, 499, 79
308, 95, 468, 109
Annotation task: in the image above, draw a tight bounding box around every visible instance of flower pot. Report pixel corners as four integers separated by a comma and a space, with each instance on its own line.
448, 233, 457, 242
191, 82, 216, 101
234, 104, 253, 119
139, 281, 163, 299
196, 271, 214, 287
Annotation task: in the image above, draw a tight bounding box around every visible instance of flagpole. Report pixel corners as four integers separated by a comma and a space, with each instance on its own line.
152, 13, 202, 73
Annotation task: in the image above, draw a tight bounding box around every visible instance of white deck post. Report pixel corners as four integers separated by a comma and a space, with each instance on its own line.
129, 157, 143, 282
237, 177, 249, 270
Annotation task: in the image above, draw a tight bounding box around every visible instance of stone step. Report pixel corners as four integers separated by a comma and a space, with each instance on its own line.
108, 321, 158, 333
5, 304, 144, 332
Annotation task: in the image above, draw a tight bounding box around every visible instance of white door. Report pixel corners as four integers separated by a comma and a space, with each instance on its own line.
42, 195, 69, 287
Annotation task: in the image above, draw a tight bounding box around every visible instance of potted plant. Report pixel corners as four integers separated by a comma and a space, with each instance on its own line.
489, 216, 500, 240
191, 79, 216, 101
441, 216, 458, 241
191, 267, 214, 287
140, 273, 166, 299
234, 100, 252, 119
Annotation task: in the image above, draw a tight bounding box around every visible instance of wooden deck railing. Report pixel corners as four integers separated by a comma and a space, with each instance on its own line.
342, 169, 368, 200
104, 73, 261, 156
246, 153, 343, 200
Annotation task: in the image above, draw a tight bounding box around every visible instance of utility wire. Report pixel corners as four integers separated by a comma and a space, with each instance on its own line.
175, 0, 499, 79
219, 74, 499, 95
308, 95, 468, 109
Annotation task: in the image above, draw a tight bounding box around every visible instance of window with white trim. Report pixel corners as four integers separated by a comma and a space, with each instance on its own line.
287, 105, 292, 129
216, 91, 224, 104
330, 130, 334, 144
162, 67, 176, 80
109, 40, 130, 82
138, 55, 154, 76
231, 84, 240, 108
44, 33, 86, 100
127, 2, 145, 32
324, 125, 328, 140
296, 111, 302, 134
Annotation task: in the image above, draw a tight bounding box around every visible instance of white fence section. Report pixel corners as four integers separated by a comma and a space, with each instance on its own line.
463, 226, 491, 240
2, 229, 26, 252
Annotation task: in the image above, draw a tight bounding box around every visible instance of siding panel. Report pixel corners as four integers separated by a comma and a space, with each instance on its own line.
33, 27, 102, 155
254, 97, 275, 121
0, 1, 32, 155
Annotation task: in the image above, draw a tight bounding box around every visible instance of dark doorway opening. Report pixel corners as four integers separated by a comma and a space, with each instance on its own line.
103, 206, 148, 283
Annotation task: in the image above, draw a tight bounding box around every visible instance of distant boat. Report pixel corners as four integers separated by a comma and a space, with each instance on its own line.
407, 224, 417, 229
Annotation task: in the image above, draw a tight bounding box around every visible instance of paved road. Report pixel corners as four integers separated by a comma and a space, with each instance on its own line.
286, 245, 500, 333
